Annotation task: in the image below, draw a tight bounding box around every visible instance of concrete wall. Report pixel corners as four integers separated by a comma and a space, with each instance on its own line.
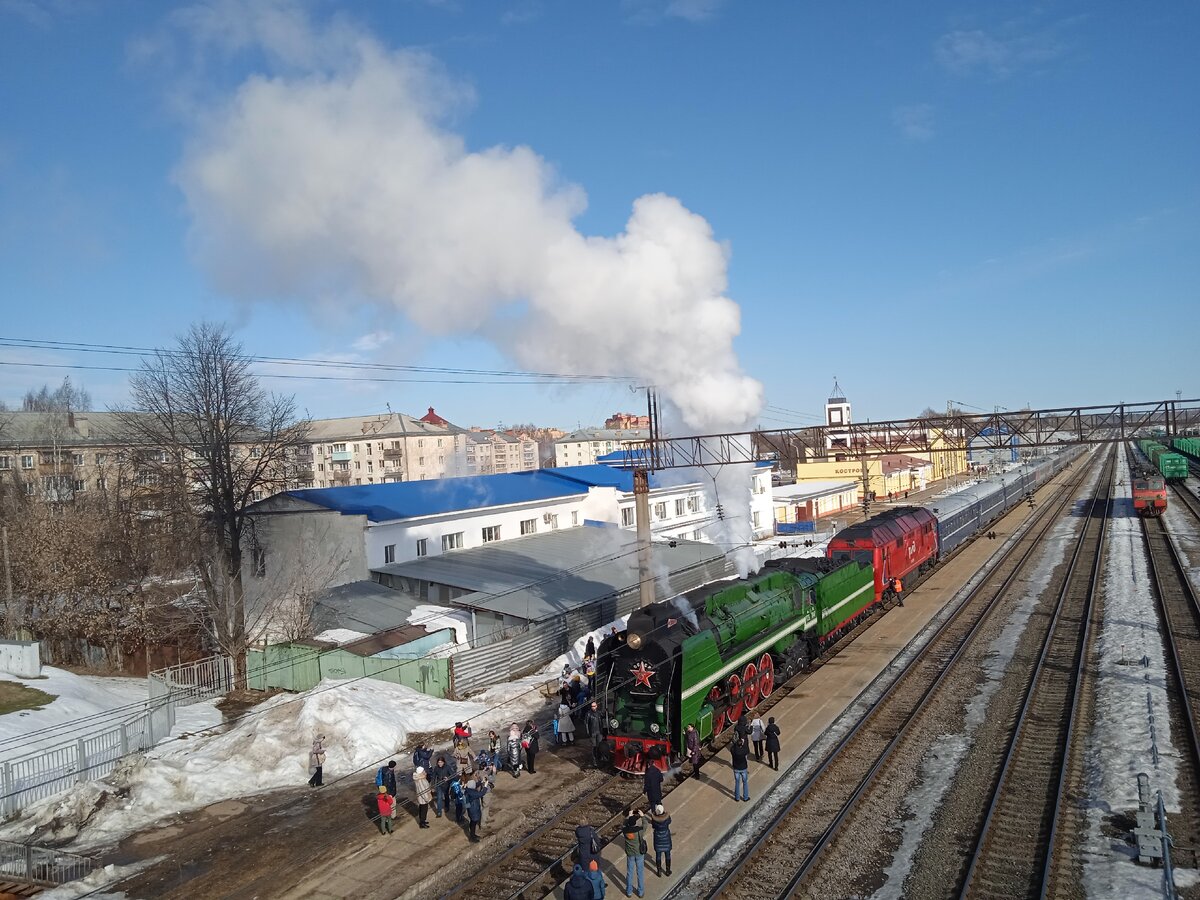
0, 640, 41, 678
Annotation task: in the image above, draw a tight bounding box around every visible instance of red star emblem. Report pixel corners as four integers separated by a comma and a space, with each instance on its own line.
630, 661, 655, 688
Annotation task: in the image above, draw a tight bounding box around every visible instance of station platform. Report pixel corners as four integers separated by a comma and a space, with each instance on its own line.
552, 483, 1051, 899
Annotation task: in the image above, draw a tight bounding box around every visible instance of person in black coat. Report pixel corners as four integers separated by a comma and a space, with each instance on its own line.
765, 716, 782, 770
734, 711, 751, 741
522, 720, 540, 774
584, 701, 606, 768
575, 823, 601, 870
585, 635, 596, 659
730, 735, 750, 801
643, 758, 664, 809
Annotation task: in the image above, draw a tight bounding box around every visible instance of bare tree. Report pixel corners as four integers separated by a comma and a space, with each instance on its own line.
249, 522, 353, 644
115, 323, 311, 683
22, 378, 91, 413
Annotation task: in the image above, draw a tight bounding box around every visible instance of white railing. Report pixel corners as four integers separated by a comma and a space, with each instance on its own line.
0, 655, 232, 820
0, 838, 93, 887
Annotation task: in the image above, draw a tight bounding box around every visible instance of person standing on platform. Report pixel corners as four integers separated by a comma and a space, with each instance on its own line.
566, 864, 594, 900
464, 778, 487, 842
431, 755, 456, 818
523, 720, 540, 773
649, 804, 673, 876
575, 822, 601, 870
586, 859, 606, 898
585, 635, 596, 659
375, 785, 395, 835
622, 808, 647, 898
765, 716, 782, 770
412, 742, 433, 774
734, 711, 751, 741
643, 757, 664, 809
685, 723, 702, 778
730, 735, 750, 801
413, 766, 432, 828
375, 760, 398, 800
586, 701, 606, 768
750, 711, 766, 762
557, 700, 576, 744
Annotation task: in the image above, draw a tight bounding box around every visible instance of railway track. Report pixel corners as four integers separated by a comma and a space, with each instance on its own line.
1140, 477, 1200, 868
698, 451, 1100, 899
961, 449, 1114, 898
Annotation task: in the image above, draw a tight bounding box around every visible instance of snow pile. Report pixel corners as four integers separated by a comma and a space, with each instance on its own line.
312, 628, 370, 644
36, 861, 153, 900
1, 675, 548, 850
408, 604, 472, 646
0, 668, 150, 758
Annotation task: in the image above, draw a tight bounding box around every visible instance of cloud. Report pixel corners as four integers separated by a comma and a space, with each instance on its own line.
169, 0, 762, 434
892, 104, 935, 142
935, 21, 1067, 78
351, 330, 394, 353
0, 0, 93, 26
623, 0, 724, 25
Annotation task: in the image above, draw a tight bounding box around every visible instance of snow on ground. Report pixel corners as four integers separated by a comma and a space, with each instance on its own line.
1080, 449, 1198, 897
872, 509, 1079, 899
312, 628, 370, 644
0, 671, 552, 850
34, 860, 156, 900
0, 668, 151, 758
407, 604, 472, 645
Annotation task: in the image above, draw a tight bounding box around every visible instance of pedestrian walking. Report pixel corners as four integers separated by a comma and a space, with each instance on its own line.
522, 720, 540, 774
765, 716, 781, 770
585, 701, 606, 768
307, 735, 326, 787
685, 723, 702, 778
730, 735, 750, 801
506, 722, 524, 777
586, 859, 606, 898
558, 701, 576, 744
375, 759, 398, 799
585, 635, 596, 659
464, 778, 487, 842
649, 803, 673, 877
750, 711, 765, 762
431, 754, 456, 818
413, 766, 432, 828
622, 808, 647, 898
566, 864, 594, 900
375, 785, 395, 835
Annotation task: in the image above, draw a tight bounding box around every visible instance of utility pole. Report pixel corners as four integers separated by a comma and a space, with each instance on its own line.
634, 388, 660, 608
2, 525, 13, 638
860, 456, 871, 517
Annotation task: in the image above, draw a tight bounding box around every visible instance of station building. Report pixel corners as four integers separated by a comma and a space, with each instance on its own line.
772, 479, 858, 528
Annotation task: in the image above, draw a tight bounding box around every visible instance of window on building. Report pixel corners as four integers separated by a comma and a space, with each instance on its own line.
96, 453, 107, 465
548, 514, 559, 530
675, 498, 685, 517
654, 502, 667, 520
419, 457, 425, 466
353, 443, 359, 452
333, 443, 346, 452
693, 529, 703, 541
251, 490, 262, 501
252, 548, 267, 578
367, 461, 373, 471
318, 463, 325, 472
438, 455, 444, 466
384, 544, 396, 564
442, 532, 463, 551
521, 518, 537, 535
752, 511, 762, 528
355, 478, 361, 485
96, 477, 106, 491
0, 456, 9, 470
23, 482, 34, 496
249, 446, 261, 459
72, 479, 86, 492
571, 511, 578, 526
687, 494, 698, 512
366, 444, 372, 455
482, 525, 501, 543
437, 438, 443, 447
72, 453, 85, 467
621, 507, 635, 527
416, 538, 427, 557
418, 439, 424, 448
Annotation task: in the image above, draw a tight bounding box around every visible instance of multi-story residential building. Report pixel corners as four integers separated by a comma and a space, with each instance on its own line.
0, 411, 141, 501
464, 430, 540, 475
554, 428, 651, 468
605, 412, 651, 429
302, 411, 468, 489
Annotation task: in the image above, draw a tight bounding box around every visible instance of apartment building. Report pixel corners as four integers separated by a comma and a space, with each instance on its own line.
464, 430, 540, 475
554, 428, 651, 468
0, 411, 139, 501
302, 412, 468, 489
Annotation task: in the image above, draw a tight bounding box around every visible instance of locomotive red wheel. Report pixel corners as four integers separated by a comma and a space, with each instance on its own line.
742, 662, 759, 710
758, 653, 775, 699
709, 684, 727, 735
726, 673, 744, 724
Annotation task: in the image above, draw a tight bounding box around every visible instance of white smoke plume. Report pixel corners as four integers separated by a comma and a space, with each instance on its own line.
172, 0, 763, 435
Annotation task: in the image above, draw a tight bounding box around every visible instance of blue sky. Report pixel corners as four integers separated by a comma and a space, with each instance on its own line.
0, 0, 1196, 433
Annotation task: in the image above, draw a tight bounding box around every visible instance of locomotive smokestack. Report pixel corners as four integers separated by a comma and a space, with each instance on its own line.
635, 467, 654, 608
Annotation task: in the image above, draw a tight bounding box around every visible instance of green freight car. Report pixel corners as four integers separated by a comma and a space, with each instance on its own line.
1174, 437, 1200, 458
1158, 452, 1189, 481
596, 557, 874, 773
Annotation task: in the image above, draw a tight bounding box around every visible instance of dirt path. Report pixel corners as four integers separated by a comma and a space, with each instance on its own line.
109, 736, 608, 899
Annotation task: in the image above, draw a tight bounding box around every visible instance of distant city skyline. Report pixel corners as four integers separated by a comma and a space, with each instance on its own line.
1, 1, 1196, 432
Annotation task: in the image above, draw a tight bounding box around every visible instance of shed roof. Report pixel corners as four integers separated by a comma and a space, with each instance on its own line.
372, 525, 728, 622
313, 580, 424, 633
773, 480, 857, 501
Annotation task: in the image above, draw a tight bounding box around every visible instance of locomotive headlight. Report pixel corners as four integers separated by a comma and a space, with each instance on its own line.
610, 718, 620, 730
627, 632, 643, 650
650, 723, 661, 734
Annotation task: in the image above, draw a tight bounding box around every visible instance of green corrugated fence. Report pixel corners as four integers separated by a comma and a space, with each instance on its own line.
247, 643, 451, 698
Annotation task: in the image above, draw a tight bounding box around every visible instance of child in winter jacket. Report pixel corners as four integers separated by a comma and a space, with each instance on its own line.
375, 786, 395, 834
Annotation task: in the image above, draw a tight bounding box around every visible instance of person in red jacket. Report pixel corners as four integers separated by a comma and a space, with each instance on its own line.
376, 785, 395, 835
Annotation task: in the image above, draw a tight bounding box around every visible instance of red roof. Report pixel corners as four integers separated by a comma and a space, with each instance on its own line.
419, 406, 450, 426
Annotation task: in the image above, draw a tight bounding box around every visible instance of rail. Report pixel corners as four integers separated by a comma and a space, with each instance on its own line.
0, 838, 93, 887
960, 448, 1113, 897
702, 451, 1095, 898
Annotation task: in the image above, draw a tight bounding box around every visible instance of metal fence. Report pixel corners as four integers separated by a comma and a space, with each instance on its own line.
0, 655, 232, 821
0, 838, 93, 887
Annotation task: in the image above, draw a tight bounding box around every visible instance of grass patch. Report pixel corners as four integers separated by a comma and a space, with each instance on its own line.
0, 680, 58, 716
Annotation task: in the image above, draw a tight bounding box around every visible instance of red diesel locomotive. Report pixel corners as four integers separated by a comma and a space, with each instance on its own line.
1131, 471, 1167, 517
826, 506, 939, 602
